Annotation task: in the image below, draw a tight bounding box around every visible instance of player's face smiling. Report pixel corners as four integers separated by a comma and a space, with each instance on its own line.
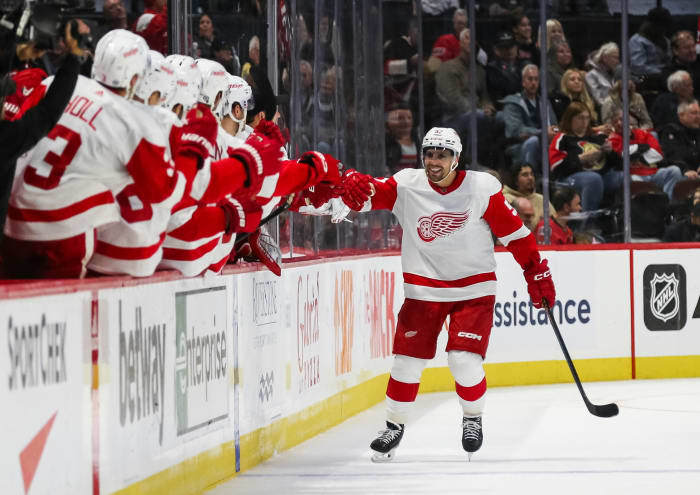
423, 148, 454, 183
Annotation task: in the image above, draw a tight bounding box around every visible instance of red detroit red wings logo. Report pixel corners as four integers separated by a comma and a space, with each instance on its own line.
417, 210, 471, 242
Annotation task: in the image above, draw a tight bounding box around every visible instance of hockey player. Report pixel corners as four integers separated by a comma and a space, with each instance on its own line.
164, 54, 202, 120
340, 127, 556, 461
88, 50, 186, 276
2, 29, 189, 278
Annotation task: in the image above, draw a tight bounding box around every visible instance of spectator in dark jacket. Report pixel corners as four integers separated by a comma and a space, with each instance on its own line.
663, 202, 700, 242
652, 70, 694, 130
510, 13, 538, 66
0, 24, 83, 238
661, 30, 700, 99
486, 31, 522, 106
501, 64, 557, 166
549, 101, 612, 210
659, 99, 700, 179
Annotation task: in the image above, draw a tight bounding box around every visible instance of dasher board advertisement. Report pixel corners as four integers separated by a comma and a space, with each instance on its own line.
0, 292, 91, 495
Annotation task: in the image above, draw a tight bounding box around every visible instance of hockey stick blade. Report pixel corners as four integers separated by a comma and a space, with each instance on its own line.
543, 300, 619, 418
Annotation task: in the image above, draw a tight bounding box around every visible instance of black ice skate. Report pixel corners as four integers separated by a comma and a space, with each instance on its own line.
370, 420, 404, 462
462, 416, 483, 461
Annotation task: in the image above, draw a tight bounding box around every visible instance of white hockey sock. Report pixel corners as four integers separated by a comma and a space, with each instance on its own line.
448, 350, 487, 417
385, 354, 428, 425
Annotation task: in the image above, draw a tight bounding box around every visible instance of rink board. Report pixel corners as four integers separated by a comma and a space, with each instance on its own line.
0, 245, 699, 494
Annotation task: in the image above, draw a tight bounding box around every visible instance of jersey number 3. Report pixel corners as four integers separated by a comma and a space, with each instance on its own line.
24, 124, 82, 190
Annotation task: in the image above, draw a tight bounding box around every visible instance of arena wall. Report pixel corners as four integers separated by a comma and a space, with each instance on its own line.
1, 244, 698, 494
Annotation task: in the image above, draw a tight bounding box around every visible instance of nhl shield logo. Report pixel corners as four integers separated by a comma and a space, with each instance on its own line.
649, 273, 679, 322
643, 264, 687, 331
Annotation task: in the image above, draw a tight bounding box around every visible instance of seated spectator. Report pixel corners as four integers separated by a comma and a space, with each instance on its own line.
384, 18, 419, 106
550, 69, 606, 133
510, 13, 538, 66
549, 101, 611, 211
629, 7, 672, 85
661, 30, 700, 99
502, 64, 557, 165
585, 42, 619, 106
502, 162, 555, 230
663, 202, 700, 242
510, 197, 535, 231
535, 187, 580, 245
385, 102, 420, 174
605, 108, 682, 200
659, 99, 700, 180
694, 186, 700, 205
242, 36, 261, 81
601, 78, 653, 130
194, 13, 216, 59
546, 40, 574, 93
133, 0, 168, 55
435, 28, 495, 150
431, 9, 487, 66
211, 38, 241, 76
651, 70, 694, 130
95, 0, 128, 44
537, 19, 566, 54
486, 31, 521, 105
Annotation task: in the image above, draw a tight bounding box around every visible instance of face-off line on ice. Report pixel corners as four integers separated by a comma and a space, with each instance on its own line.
338, 127, 616, 463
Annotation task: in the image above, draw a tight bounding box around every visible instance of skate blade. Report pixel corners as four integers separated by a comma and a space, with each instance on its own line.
371, 449, 396, 463
467, 452, 473, 462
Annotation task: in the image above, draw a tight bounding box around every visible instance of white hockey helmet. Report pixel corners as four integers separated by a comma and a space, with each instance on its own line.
421, 127, 462, 177
92, 29, 148, 95
165, 55, 203, 118
222, 75, 253, 131
134, 50, 178, 106
195, 58, 229, 114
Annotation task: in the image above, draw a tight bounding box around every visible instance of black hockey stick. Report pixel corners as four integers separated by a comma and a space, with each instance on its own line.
234, 199, 292, 244
543, 300, 619, 418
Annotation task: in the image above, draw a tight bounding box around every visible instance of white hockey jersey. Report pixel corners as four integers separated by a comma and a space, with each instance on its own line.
366, 169, 536, 302
88, 104, 186, 276
6, 76, 181, 242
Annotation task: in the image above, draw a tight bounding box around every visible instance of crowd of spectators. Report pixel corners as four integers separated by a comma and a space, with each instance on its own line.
383, 2, 700, 245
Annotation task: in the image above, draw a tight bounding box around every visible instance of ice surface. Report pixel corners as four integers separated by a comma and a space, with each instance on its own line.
207, 378, 700, 494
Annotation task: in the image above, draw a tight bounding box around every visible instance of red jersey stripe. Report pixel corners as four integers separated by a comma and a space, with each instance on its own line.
162, 237, 220, 261
95, 233, 166, 260
403, 271, 496, 288
7, 191, 114, 222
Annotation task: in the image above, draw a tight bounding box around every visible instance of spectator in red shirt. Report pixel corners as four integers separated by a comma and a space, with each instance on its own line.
431, 9, 487, 66
535, 187, 580, 245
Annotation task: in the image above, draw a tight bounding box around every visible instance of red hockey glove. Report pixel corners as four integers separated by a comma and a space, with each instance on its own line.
249, 229, 282, 277
253, 119, 286, 147
341, 169, 373, 210
298, 151, 343, 185
220, 196, 263, 234
306, 182, 342, 208
230, 132, 284, 196
524, 259, 556, 309
179, 104, 218, 159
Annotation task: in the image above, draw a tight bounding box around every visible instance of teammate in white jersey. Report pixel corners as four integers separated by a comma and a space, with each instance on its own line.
340, 127, 556, 461
3, 30, 186, 278
88, 51, 186, 276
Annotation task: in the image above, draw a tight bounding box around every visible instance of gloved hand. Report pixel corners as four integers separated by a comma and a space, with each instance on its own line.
220, 196, 263, 234
524, 259, 556, 309
253, 119, 286, 147
305, 182, 342, 208
298, 151, 343, 185
179, 104, 218, 159
340, 169, 373, 210
230, 131, 284, 196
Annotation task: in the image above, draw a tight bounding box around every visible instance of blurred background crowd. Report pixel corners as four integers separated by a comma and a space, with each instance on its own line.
1, 0, 700, 265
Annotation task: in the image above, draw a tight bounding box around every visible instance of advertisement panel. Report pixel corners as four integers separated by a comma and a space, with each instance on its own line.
486, 250, 631, 363
634, 249, 700, 356
238, 271, 287, 434
0, 293, 91, 495
99, 277, 233, 492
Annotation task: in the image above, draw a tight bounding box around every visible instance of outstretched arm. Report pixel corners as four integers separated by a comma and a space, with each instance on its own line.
482, 191, 555, 308
340, 170, 398, 211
